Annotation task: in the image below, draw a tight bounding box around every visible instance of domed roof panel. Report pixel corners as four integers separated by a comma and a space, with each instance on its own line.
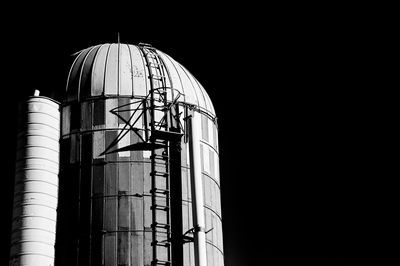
183, 64, 208, 110
119, 44, 133, 96
66, 43, 216, 117
80, 45, 102, 98
198, 81, 215, 115
91, 44, 109, 96
163, 53, 199, 107
157, 52, 187, 103
127, 44, 148, 97
104, 43, 119, 95
67, 46, 92, 101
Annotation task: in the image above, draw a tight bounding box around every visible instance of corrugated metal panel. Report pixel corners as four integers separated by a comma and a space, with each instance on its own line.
130, 131, 144, 161
105, 98, 118, 127
186, 167, 192, 200
104, 233, 116, 266
213, 123, 218, 151
213, 216, 219, 248
203, 145, 210, 174
213, 246, 219, 266
105, 163, 117, 196
205, 209, 212, 242
118, 195, 129, 229
81, 101, 92, 131
200, 144, 204, 172
70, 102, 81, 130
208, 118, 214, 148
93, 100, 105, 126
118, 129, 131, 158
219, 250, 225, 266
118, 232, 129, 265
209, 148, 215, 179
215, 157, 220, 184
131, 197, 143, 230
92, 162, 104, 196
212, 213, 218, 246
93, 131, 105, 159
183, 235, 190, 266
182, 167, 188, 201
104, 197, 117, 231
105, 130, 118, 161
62, 105, 71, 136
218, 219, 223, 251
205, 176, 212, 207
143, 195, 152, 228
143, 162, 151, 195
131, 162, 144, 195
215, 185, 221, 216
143, 231, 152, 265
127, 45, 147, 96
181, 140, 188, 167
207, 243, 214, 266
131, 232, 144, 265
117, 97, 130, 124
118, 163, 130, 192
189, 242, 195, 266
79, 134, 92, 266
202, 114, 209, 142
182, 202, 189, 233
130, 98, 143, 129
69, 133, 80, 164
92, 44, 110, 96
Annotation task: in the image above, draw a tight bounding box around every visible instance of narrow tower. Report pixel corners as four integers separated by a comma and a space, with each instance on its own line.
10, 91, 60, 266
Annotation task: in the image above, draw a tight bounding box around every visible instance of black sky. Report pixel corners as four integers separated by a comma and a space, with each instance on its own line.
0, 7, 349, 265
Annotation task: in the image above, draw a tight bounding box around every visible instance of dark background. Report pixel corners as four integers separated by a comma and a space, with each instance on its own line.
1, 6, 350, 266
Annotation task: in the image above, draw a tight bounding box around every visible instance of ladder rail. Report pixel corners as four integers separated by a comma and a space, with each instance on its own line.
139, 44, 172, 266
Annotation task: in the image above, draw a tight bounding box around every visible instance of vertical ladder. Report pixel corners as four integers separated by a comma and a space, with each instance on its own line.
140, 43, 172, 266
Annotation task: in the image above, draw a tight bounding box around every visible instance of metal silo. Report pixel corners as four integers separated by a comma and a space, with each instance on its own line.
10, 91, 60, 266
55, 43, 223, 266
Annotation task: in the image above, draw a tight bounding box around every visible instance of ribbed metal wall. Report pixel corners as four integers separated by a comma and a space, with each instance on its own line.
10, 96, 60, 266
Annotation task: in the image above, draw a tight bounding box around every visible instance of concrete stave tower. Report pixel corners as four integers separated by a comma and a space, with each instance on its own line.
55, 43, 223, 266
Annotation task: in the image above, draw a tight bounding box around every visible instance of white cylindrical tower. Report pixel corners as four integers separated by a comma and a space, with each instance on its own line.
10, 93, 60, 266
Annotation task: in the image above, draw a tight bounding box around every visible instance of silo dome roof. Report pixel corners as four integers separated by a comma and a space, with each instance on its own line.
66, 43, 215, 117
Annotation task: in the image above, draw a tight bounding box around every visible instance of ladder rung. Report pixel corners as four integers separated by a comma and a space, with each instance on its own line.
151, 222, 170, 229
150, 188, 169, 195
148, 62, 161, 68
150, 171, 168, 177
150, 154, 168, 160
150, 74, 165, 78
151, 123, 167, 128
152, 259, 171, 266
151, 241, 170, 247
145, 53, 157, 58
150, 204, 169, 211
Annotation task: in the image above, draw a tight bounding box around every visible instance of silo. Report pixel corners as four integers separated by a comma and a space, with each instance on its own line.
10, 91, 60, 266
55, 43, 223, 266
